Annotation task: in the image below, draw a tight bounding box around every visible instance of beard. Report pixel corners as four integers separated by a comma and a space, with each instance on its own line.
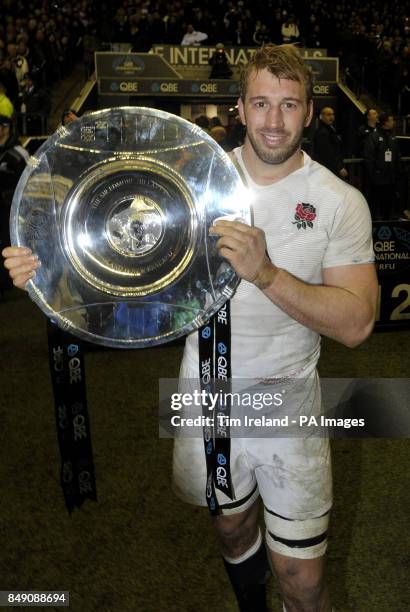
246, 125, 305, 165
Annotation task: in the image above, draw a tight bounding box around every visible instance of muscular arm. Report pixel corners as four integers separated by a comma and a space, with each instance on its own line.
210, 220, 378, 348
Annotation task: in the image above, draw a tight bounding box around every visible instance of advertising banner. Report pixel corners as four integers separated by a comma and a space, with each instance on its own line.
373, 221, 410, 326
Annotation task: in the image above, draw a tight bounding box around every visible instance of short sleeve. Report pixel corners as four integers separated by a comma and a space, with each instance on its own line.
322, 186, 375, 268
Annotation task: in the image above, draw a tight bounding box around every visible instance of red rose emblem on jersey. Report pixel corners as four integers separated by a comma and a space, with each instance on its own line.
293, 202, 317, 229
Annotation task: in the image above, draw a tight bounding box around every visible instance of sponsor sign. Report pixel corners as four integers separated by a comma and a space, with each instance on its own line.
99, 78, 240, 96
151, 45, 327, 66
99, 78, 337, 98
95, 52, 180, 79
373, 221, 410, 326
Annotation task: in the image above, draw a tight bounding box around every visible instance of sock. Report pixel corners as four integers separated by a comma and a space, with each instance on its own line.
223, 530, 271, 612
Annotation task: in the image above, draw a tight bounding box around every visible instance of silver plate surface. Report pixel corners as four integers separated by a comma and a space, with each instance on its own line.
10, 106, 252, 347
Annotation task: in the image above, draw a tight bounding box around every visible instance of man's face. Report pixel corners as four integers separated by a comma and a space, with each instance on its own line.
238, 68, 312, 165
320, 107, 335, 125
368, 109, 378, 123
384, 115, 395, 130
63, 111, 78, 125
0, 124, 10, 143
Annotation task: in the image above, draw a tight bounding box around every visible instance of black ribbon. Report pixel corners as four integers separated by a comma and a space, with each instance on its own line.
199, 301, 235, 515
47, 319, 97, 513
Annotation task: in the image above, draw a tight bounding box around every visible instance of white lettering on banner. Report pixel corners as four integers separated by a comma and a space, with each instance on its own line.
313, 84, 330, 94
374, 240, 395, 252
171, 47, 187, 64
153, 46, 325, 65
120, 81, 138, 92
200, 83, 217, 93
73, 414, 87, 441
391, 284, 410, 320
69, 357, 82, 384
160, 82, 178, 92
199, 48, 209, 64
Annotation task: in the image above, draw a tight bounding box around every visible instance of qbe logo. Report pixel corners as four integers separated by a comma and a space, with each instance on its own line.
201, 326, 211, 339
67, 344, 79, 358
217, 453, 226, 466
206, 441, 213, 455
217, 342, 227, 356
377, 226, 392, 240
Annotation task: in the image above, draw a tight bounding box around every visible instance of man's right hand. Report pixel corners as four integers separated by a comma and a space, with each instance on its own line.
1, 246, 41, 290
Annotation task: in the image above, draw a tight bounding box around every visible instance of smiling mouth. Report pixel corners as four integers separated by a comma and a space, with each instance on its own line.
260, 132, 288, 145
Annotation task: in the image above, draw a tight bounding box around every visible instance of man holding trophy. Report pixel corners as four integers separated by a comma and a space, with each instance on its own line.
3, 45, 377, 612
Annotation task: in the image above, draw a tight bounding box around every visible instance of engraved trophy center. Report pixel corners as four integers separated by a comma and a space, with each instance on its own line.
107, 195, 164, 256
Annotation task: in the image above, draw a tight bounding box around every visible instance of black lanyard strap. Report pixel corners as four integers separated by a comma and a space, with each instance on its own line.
198, 301, 235, 515
47, 319, 97, 513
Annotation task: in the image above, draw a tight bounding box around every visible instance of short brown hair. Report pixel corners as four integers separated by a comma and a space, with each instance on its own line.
239, 44, 313, 103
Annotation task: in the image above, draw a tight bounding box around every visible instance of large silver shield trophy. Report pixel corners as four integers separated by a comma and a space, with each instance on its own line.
10, 107, 251, 347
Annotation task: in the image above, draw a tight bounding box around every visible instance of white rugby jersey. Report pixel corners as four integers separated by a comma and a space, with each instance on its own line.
183, 149, 374, 378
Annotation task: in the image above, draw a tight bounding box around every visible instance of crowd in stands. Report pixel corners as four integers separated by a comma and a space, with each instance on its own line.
1, 0, 410, 119
1, 0, 410, 289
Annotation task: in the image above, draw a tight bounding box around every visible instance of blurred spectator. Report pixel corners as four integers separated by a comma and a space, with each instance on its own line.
83, 24, 101, 78
281, 15, 300, 44
210, 125, 228, 150
209, 43, 232, 79
209, 116, 223, 129
0, 114, 29, 290
305, 22, 324, 49
0, 53, 19, 106
253, 22, 270, 46
364, 112, 401, 220
18, 73, 50, 135
112, 7, 129, 44
271, 10, 284, 45
312, 107, 348, 179
194, 114, 210, 133
6, 43, 29, 89
61, 108, 79, 126
0, 115, 28, 182
181, 24, 208, 46
357, 108, 379, 155
226, 114, 246, 150
0, 82, 14, 118
232, 20, 251, 46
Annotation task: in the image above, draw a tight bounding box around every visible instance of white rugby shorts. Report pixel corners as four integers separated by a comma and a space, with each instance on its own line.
172, 363, 332, 559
